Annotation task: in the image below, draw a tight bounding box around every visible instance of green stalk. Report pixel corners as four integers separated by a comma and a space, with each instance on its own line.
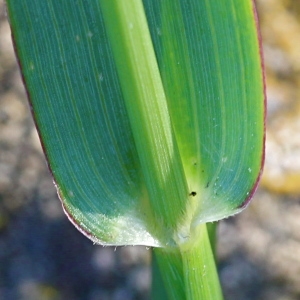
206, 222, 218, 260
151, 253, 169, 299
99, 0, 190, 242
153, 223, 223, 300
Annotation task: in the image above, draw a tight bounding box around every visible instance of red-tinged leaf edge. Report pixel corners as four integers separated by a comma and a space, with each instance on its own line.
239, 0, 266, 209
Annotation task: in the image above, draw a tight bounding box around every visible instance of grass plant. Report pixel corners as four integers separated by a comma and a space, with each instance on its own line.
7, 0, 265, 298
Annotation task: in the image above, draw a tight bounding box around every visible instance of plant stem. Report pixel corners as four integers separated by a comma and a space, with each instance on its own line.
153, 223, 223, 300
151, 253, 169, 299
206, 222, 218, 260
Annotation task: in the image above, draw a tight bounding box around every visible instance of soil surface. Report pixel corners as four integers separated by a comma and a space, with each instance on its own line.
1, 1, 300, 299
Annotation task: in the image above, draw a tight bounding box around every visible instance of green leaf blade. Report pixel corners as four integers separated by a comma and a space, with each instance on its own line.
144, 0, 265, 225
7, 0, 265, 246
8, 0, 161, 246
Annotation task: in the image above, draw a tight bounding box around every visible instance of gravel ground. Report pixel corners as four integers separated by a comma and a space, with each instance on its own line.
1, 1, 300, 299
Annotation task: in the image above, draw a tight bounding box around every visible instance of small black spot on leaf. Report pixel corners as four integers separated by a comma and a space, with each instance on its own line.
189, 191, 197, 197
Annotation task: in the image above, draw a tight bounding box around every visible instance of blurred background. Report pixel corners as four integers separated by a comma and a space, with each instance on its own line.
0, 0, 300, 299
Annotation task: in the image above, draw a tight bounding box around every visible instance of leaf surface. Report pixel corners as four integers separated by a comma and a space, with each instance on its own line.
7, 0, 265, 246
144, 0, 265, 225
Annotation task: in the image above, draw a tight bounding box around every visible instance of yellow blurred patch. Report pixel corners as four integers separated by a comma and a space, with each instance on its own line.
262, 171, 300, 195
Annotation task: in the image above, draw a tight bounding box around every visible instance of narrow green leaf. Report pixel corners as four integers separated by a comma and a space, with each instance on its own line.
8, 1, 162, 246
7, 0, 264, 247
99, 0, 190, 241
144, 0, 265, 226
